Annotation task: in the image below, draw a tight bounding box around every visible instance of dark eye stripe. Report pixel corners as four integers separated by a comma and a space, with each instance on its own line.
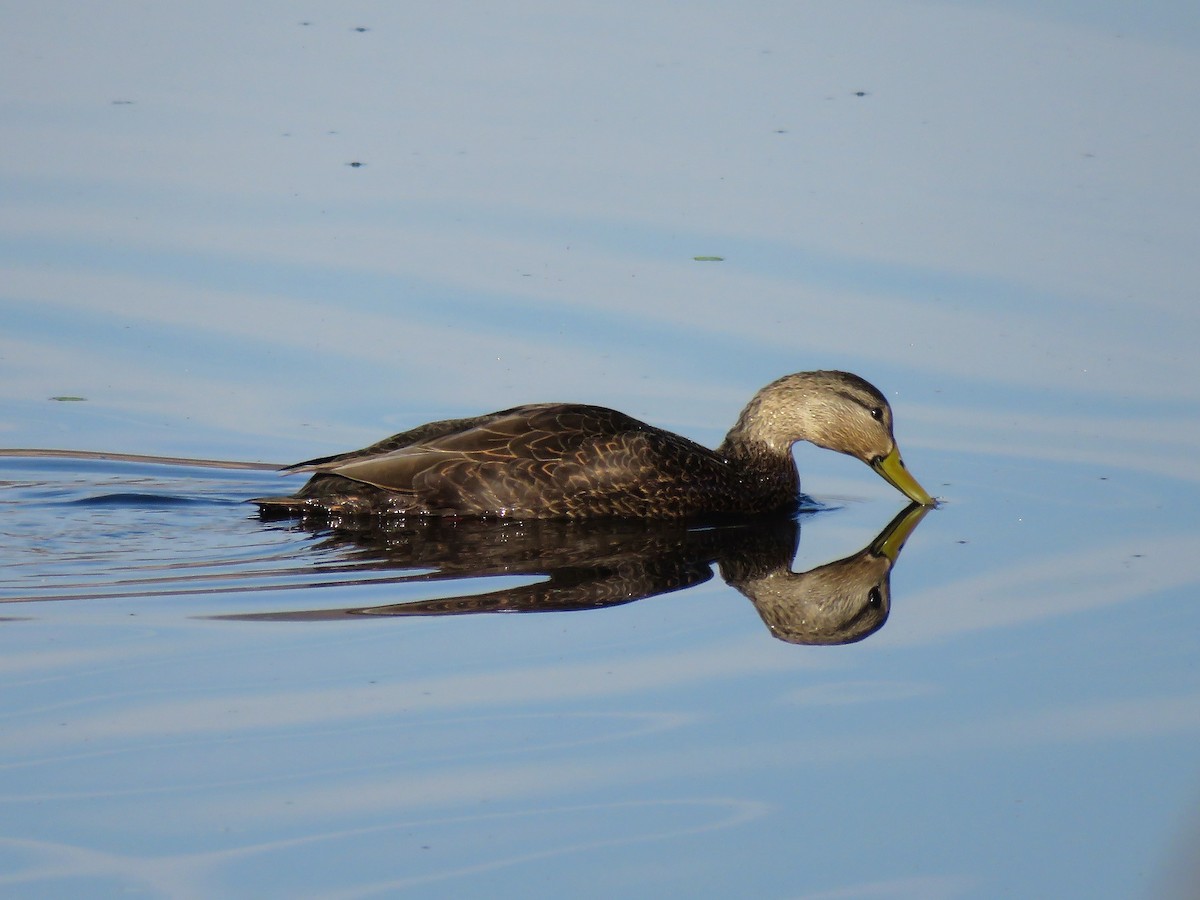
833, 388, 889, 420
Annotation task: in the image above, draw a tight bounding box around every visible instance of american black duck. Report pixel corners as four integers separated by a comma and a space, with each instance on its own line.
254, 370, 935, 519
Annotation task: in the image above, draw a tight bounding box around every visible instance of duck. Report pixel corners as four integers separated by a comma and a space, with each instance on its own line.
253, 370, 935, 520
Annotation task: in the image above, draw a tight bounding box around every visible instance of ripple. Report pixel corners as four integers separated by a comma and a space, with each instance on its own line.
0, 456, 408, 605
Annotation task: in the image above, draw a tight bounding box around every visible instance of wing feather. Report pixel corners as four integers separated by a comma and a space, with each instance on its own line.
290, 405, 725, 516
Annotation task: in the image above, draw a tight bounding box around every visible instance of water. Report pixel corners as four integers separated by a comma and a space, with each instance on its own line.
2, 2, 1199, 898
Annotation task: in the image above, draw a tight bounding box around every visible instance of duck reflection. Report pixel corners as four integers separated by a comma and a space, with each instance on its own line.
227, 504, 929, 645
721, 504, 927, 644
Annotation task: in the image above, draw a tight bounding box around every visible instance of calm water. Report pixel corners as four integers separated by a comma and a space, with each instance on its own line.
3, 2, 1199, 898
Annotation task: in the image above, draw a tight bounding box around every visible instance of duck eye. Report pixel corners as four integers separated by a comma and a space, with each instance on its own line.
867, 586, 882, 607
870, 407, 884, 421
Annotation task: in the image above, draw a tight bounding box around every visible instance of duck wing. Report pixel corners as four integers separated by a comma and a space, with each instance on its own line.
287, 404, 730, 518
280, 405, 537, 473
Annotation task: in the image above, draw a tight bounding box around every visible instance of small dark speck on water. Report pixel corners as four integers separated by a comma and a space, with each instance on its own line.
693, 256, 724, 262
353, 26, 371, 32
50, 396, 86, 402
854, 90, 869, 97
346, 161, 365, 168
111, 99, 135, 105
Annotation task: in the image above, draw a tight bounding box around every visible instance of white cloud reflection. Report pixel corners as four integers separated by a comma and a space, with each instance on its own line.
890, 533, 1200, 645
909, 404, 1200, 486
0, 637, 819, 757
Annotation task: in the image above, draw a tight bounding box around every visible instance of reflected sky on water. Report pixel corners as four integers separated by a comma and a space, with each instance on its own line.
2, 1, 1199, 898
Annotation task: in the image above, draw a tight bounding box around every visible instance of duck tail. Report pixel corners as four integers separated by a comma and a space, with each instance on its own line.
250, 495, 315, 519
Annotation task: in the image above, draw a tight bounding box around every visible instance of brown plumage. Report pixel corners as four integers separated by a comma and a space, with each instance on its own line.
253, 370, 934, 520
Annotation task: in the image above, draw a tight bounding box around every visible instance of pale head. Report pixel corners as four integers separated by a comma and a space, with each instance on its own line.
725, 371, 935, 505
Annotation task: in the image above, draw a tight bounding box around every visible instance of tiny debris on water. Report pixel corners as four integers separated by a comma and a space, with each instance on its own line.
693, 256, 724, 262
50, 396, 86, 402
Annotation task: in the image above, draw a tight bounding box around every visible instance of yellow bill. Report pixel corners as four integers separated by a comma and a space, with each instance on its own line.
870, 502, 933, 562
872, 446, 936, 506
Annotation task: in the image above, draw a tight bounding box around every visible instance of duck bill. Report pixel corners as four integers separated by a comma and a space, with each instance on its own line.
872, 447, 935, 506
870, 502, 932, 562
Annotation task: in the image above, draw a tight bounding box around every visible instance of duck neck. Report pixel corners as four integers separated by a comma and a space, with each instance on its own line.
716, 433, 800, 501
722, 386, 825, 455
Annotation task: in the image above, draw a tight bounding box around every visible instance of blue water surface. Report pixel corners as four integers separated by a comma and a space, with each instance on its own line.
1, 2, 1198, 898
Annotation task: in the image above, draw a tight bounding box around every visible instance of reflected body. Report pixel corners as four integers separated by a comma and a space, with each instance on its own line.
229, 504, 931, 646
256, 371, 934, 519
